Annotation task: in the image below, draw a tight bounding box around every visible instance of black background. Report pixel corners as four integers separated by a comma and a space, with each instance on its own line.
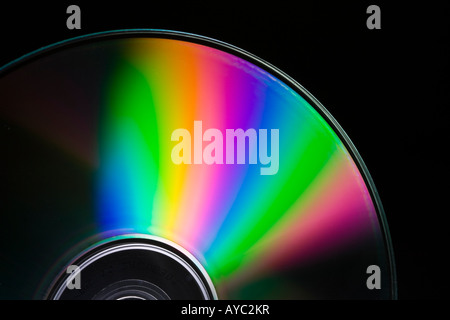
1, 1, 448, 300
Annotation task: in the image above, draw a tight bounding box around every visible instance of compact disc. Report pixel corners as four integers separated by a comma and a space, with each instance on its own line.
0, 30, 396, 299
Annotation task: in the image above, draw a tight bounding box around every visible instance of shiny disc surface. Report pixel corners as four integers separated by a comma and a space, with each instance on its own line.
0, 30, 395, 299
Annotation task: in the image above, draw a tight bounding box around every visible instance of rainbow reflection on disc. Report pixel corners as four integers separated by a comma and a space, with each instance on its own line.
0, 30, 395, 299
